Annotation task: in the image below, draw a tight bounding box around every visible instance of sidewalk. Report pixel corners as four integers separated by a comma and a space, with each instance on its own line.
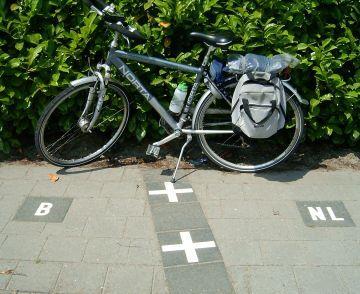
0, 162, 359, 293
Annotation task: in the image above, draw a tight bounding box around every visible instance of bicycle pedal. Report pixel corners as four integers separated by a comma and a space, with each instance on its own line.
146, 144, 160, 158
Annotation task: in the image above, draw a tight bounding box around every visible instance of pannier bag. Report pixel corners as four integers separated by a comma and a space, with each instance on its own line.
231, 72, 286, 139
225, 53, 299, 75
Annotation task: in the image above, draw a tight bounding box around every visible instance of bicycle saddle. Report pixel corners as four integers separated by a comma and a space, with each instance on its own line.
189, 32, 234, 47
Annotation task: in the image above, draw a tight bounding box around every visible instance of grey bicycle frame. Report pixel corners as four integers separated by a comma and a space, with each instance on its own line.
104, 35, 233, 137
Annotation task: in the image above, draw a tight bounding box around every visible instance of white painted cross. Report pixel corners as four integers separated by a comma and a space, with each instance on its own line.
161, 231, 216, 263
148, 182, 193, 203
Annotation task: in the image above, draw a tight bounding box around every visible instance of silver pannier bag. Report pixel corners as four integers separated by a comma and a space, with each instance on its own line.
231, 72, 286, 139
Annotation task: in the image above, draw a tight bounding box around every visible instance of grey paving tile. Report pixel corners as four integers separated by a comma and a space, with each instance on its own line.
219, 240, 262, 266
146, 181, 196, 204
107, 198, 146, 217
101, 181, 137, 198
0, 165, 29, 180
306, 241, 355, 265
29, 180, 69, 197
88, 167, 124, 182
123, 217, 156, 239
6, 261, 61, 293
55, 263, 107, 293
158, 229, 221, 267
13, 197, 73, 223
209, 219, 250, 240
337, 266, 360, 294
0, 260, 17, 290
39, 236, 87, 262
341, 241, 360, 265
221, 200, 261, 218
151, 266, 169, 294
66, 198, 108, 217
0, 236, 6, 247
82, 216, 126, 238
0, 180, 36, 197
64, 181, 103, 198
83, 238, 129, 264
229, 266, 299, 294
0, 235, 45, 260
2, 221, 45, 235
294, 266, 348, 294
122, 167, 145, 182
0, 195, 26, 220
247, 219, 291, 241
260, 241, 310, 266
26, 166, 90, 181
103, 265, 153, 294
42, 214, 88, 237
201, 200, 222, 219
25, 166, 63, 180
206, 183, 245, 200
165, 262, 234, 294
151, 202, 209, 232
257, 200, 299, 219
128, 239, 162, 266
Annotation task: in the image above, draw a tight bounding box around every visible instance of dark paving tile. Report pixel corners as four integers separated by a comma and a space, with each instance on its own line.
151, 202, 209, 232
146, 181, 196, 204
165, 262, 234, 294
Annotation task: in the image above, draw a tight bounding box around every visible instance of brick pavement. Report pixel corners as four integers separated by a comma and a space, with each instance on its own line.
0, 163, 359, 293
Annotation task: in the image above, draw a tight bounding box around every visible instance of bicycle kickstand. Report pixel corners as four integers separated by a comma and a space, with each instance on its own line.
171, 134, 193, 183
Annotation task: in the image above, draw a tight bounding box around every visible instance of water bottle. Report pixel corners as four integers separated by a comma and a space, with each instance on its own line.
169, 82, 188, 115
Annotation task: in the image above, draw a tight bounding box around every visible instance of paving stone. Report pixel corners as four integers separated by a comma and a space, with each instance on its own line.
221, 200, 261, 218
0, 165, 29, 180
341, 241, 360, 265
0, 235, 45, 260
29, 180, 69, 197
260, 241, 310, 266
0, 236, 6, 247
229, 266, 299, 294
247, 219, 291, 241
42, 214, 88, 237
201, 200, 222, 219
0, 261, 17, 290
306, 241, 355, 265
39, 236, 87, 262
294, 266, 348, 294
13, 197, 73, 223
88, 167, 124, 182
257, 200, 299, 219
146, 181, 197, 204
25, 166, 63, 180
83, 238, 129, 264
66, 198, 108, 217
337, 266, 360, 294
6, 261, 61, 293
209, 219, 250, 240
158, 229, 221, 267
241, 183, 294, 201
0, 180, 36, 197
107, 198, 146, 217
2, 221, 45, 235
123, 217, 156, 239
151, 266, 169, 294
151, 202, 209, 232
101, 181, 138, 199
55, 263, 107, 293
165, 262, 234, 294
122, 167, 145, 182
128, 239, 161, 266
219, 240, 262, 266
104, 265, 153, 294
64, 181, 103, 198
206, 183, 245, 200
26, 166, 90, 181
82, 216, 126, 238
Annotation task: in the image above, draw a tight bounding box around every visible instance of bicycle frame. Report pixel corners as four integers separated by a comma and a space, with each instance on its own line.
104, 33, 233, 138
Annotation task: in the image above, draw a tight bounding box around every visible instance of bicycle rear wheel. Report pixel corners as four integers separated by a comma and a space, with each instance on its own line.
35, 80, 130, 167
193, 88, 304, 172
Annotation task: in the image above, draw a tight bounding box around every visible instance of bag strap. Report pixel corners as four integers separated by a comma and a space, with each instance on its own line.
242, 99, 277, 125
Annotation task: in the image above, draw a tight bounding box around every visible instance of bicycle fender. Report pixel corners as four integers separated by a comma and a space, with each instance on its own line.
191, 90, 212, 130
282, 81, 309, 105
70, 76, 98, 87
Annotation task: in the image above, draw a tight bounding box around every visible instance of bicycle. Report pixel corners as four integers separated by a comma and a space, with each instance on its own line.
35, 0, 308, 182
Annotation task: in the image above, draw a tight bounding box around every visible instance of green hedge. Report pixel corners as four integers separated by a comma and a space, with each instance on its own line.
0, 0, 359, 154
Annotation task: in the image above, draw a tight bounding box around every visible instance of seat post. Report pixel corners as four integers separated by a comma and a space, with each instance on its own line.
201, 45, 215, 68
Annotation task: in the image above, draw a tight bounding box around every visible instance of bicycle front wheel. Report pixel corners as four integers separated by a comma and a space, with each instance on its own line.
35, 80, 130, 167
193, 88, 304, 172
